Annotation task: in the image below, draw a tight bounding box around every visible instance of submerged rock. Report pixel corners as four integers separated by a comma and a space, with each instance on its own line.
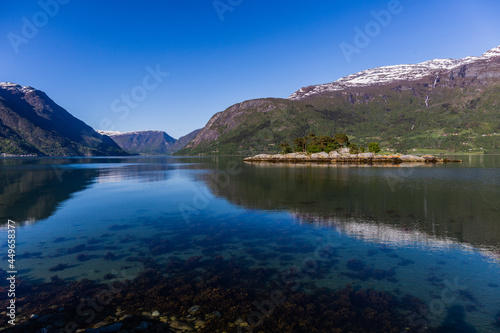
135, 321, 152, 331
98, 323, 123, 332
194, 319, 205, 327
188, 305, 200, 313
170, 320, 194, 331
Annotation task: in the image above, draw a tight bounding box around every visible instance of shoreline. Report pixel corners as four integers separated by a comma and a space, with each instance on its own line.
244, 152, 463, 164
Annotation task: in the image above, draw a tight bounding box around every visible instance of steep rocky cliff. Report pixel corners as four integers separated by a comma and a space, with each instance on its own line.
0, 83, 127, 156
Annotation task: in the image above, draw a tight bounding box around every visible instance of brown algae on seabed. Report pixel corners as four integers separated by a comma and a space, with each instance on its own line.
0, 257, 427, 332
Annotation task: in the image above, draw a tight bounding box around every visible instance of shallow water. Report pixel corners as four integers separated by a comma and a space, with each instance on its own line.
0, 155, 499, 332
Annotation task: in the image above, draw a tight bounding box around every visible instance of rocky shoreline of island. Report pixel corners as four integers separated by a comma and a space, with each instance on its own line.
244, 150, 462, 164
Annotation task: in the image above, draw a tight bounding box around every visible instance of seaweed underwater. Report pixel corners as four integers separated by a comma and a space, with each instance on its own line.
0, 248, 433, 333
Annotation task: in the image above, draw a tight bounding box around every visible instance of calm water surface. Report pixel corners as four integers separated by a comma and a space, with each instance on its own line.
0, 155, 499, 332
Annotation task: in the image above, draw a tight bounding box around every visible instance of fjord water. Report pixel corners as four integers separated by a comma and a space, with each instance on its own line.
1, 155, 499, 331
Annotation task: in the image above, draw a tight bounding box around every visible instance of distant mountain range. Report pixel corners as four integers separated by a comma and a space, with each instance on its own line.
97, 130, 176, 155
179, 45, 500, 155
98, 129, 201, 155
0, 83, 127, 156
0, 82, 199, 157
2, 45, 499, 157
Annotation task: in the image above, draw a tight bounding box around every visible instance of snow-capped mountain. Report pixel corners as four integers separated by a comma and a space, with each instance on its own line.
97, 130, 166, 137
0, 82, 36, 94
288, 45, 500, 100
96, 130, 124, 136
99, 129, 202, 155
182, 45, 500, 155
98, 130, 176, 155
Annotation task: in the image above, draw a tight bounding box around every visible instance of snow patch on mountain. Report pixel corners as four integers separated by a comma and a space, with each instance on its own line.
288, 45, 500, 100
113, 130, 164, 136
0, 82, 36, 94
481, 45, 500, 59
97, 130, 167, 137
96, 130, 124, 136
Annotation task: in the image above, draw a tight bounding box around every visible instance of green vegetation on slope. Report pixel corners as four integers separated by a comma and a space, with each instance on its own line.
178, 82, 500, 155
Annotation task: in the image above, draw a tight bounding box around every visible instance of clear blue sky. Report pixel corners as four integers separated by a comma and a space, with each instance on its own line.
1, 0, 499, 139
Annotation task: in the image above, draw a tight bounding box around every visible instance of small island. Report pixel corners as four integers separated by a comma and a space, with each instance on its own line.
244, 133, 462, 164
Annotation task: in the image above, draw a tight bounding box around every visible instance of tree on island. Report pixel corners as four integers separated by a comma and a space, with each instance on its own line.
284, 133, 380, 154
349, 143, 360, 154
368, 142, 381, 153
289, 133, 356, 153
293, 134, 328, 153
334, 133, 349, 147
306, 133, 322, 153
293, 137, 308, 152
279, 142, 293, 154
